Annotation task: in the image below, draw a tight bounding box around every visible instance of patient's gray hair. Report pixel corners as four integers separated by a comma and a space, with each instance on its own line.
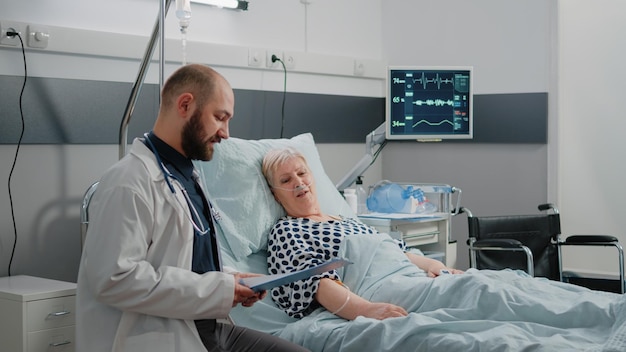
262, 147, 310, 187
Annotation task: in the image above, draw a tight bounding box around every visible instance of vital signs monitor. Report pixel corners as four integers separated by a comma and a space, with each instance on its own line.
386, 66, 473, 141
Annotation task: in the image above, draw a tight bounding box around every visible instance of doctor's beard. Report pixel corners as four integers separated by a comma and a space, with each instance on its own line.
182, 108, 215, 161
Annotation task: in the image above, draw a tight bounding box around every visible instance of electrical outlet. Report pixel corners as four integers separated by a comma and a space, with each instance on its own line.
282, 51, 296, 69
0, 20, 24, 46
354, 60, 365, 76
27, 24, 49, 49
266, 51, 281, 68
248, 48, 264, 67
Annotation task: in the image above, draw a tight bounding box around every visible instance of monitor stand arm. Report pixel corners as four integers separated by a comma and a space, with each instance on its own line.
335, 122, 387, 192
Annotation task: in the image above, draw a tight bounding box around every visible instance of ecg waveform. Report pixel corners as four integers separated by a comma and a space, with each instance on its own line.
411, 72, 455, 90
391, 119, 455, 127
412, 119, 454, 128
413, 99, 454, 107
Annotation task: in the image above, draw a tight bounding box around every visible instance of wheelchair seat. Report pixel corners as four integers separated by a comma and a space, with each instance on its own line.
459, 203, 624, 293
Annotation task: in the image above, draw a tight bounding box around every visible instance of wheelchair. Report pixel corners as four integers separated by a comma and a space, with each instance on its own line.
458, 204, 624, 293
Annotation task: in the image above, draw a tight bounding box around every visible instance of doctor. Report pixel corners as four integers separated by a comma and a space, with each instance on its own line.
76, 64, 308, 352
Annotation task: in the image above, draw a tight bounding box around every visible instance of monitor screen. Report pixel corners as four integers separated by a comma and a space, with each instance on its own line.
386, 66, 473, 140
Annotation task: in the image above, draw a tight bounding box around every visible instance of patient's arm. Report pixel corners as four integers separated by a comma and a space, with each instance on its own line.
315, 278, 408, 320
405, 252, 464, 277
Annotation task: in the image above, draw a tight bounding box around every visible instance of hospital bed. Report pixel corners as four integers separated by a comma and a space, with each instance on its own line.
196, 132, 626, 352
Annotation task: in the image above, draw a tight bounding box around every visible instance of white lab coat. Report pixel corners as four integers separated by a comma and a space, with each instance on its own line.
76, 139, 235, 352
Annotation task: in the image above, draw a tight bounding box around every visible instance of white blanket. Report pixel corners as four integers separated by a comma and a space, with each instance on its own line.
273, 234, 626, 351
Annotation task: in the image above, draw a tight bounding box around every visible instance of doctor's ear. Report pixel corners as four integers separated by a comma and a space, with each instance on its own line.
176, 93, 195, 117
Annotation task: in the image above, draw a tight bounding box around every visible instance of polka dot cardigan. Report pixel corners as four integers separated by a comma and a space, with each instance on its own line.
267, 216, 406, 318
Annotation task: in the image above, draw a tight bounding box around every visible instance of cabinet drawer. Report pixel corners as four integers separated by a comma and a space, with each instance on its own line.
26, 296, 75, 332
28, 325, 74, 352
397, 222, 439, 246
404, 231, 439, 247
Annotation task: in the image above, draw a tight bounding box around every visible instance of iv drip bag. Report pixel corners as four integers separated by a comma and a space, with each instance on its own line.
176, 0, 192, 30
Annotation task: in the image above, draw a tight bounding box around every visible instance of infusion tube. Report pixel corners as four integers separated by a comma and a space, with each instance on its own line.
176, 0, 192, 65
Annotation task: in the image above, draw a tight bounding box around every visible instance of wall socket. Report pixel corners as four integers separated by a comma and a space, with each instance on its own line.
266, 51, 282, 68
265, 51, 296, 69
248, 48, 264, 67
354, 60, 365, 76
0, 20, 24, 46
0, 20, 50, 48
282, 51, 296, 69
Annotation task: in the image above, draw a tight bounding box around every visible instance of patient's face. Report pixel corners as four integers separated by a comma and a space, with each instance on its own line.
271, 157, 320, 217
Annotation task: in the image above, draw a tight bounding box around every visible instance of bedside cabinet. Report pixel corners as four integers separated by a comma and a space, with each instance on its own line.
0, 275, 77, 352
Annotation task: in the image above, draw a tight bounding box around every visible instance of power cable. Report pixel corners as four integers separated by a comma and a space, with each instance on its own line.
6, 30, 27, 276
271, 54, 288, 138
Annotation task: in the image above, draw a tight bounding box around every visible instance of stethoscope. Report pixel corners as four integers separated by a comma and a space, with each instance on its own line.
143, 132, 220, 235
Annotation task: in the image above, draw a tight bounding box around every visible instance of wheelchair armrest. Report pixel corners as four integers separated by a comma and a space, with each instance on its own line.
471, 238, 525, 248
563, 235, 619, 244
560, 234, 625, 293
468, 238, 534, 277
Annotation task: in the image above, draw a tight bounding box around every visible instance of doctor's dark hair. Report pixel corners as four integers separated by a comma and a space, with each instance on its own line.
262, 147, 311, 188
160, 64, 228, 111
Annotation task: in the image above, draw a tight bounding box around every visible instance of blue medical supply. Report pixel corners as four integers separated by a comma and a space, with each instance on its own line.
366, 182, 408, 213
406, 185, 438, 214
366, 181, 437, 214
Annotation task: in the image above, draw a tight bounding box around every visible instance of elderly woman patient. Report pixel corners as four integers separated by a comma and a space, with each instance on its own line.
261, 147, 463, 320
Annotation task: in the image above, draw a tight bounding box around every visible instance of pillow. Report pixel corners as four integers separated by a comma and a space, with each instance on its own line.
195, 133, 355, 261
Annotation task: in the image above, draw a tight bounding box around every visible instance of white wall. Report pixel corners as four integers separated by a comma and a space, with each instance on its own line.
0, 0, 385, 281
382, 0, 552, 95
557, 0, 626, 277
381, 0, 554, 269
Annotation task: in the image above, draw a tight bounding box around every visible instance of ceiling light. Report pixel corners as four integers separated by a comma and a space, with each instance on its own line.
190, 0, 248, 10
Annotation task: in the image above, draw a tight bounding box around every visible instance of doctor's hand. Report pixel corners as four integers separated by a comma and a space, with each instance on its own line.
233, 273, 267, 308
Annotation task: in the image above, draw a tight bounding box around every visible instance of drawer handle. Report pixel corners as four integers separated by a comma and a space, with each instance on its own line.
47, 310, 71, 318
50, 340, 72, 347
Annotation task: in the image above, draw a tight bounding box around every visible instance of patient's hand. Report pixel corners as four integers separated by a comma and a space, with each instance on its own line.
405, 252, 464, 277
233, 273, 267, 307
361, 302, 408, 320
422, 260, 464, 277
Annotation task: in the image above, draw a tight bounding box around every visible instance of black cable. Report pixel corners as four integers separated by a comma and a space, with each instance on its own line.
7, 31, 27, 276
271, 54, 287, 138
370, 140, 387, 166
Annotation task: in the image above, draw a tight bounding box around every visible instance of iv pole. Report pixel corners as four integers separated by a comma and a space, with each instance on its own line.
118, 0, 172, 159
84, 0, 172, 245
